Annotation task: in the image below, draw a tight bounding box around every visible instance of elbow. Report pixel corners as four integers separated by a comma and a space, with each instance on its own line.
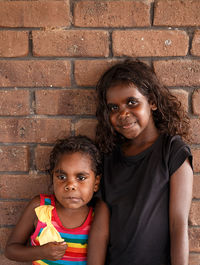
4, 245, 11, 260
4, 244, 16, 261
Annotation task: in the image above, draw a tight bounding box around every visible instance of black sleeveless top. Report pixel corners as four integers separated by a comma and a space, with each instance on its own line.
101, 134, 192, 265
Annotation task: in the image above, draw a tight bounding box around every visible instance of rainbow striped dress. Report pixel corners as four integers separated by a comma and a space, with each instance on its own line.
30, 194, 93, 265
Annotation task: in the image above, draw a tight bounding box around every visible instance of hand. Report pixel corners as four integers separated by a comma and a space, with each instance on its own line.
41, 241, 68, 261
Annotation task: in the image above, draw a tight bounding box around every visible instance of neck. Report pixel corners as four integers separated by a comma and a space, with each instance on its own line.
55, 201, 89, 229
122, 128, 160, 156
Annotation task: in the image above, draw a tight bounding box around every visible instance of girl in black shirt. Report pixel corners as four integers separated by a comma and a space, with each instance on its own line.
90, 60, 193, 265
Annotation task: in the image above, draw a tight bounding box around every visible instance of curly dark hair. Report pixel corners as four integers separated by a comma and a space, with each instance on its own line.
47, 135, 102, 182
96, 59, 190, 153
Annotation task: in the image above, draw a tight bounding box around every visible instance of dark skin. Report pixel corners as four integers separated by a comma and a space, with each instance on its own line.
4, 196, 68, 261
5, 152, 109, 265
87, 200, 110, 265
100, 82, 193, 265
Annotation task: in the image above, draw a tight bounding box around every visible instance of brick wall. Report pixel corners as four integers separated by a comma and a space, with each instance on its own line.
0, 0, 200, 264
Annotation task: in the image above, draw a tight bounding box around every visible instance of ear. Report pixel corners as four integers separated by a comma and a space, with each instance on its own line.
94, 175, 101, 192
150, 102, 157, 111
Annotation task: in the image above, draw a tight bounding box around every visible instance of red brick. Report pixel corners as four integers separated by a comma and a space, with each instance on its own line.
0, 31, 28, 57
0, 118, 71, 143
0, 146, 29, 171
190, 119, 200, 144
74, 60, 117, 86
191, 30, 200, 56
0, 1, 70, 28
74, 119, 97, 140
0, 254, 31, 265
0, 201, 28, 226
189, 201, 200, 226
33, 30, 109, 57
189, 254, 200, 265
36, 89, 96, 115
192, 175, 200, 200
0, 90, 30, 116
0, 174, 50, 199
192, 149, 200, 173
113, 30, 188, 57
35, 146, 52, 171
170, 89, 188, 112
192, 89, 200, 115
74, 1, 150, 27
154, 0, 200, 26
189, 227, 200, 252
154, 60, 200, 87
0, 228, 12, 251
0, 60, 70, 88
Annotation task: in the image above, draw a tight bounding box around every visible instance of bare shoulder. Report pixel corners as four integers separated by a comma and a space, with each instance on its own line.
23, 195, 41, 213
29, 195, 41, 209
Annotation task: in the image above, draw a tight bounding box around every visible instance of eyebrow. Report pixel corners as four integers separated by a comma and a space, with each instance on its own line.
54, 169, 90, 176
54, 169, 65, 174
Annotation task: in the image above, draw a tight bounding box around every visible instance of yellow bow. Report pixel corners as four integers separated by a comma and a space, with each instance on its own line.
35, 205, 64, 245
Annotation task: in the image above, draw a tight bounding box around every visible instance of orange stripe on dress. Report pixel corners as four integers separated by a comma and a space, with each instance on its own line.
66, 247, 87, 254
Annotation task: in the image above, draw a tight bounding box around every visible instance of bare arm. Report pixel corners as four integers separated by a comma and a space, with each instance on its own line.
5, 196, 67, 262
87, 200, 110, 265
169, 159, 193, 265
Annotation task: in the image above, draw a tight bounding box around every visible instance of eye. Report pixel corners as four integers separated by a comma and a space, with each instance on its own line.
108, 104, 119, 113
127, 98, 138, 107
57, 174, 66, 181
77, 175, 86, 181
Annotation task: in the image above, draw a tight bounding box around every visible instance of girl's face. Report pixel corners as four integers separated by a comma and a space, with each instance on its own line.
53, 152, 100, 210
106, 82, 158, 141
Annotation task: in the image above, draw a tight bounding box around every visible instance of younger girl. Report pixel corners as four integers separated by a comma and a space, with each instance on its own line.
95, 60, 193, 265
5, 135, 109, 265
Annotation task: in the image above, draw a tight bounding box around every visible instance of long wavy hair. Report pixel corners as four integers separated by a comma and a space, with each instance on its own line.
96, 59, 190, 153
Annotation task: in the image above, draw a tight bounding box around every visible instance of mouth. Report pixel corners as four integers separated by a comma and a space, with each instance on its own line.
119, 121, 136, 130
64, 197, 83, 203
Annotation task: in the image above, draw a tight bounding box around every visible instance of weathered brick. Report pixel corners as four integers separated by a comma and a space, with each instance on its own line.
189, 254, 200, 265
74, 119, 97, 140
0, 60, 70, 88
192, 89, 200, 115
170, 89, 188, 112
35, 89, 96, 115
192, 149, 200, 173
35, 146, 52, 171
189, 227, 200, 252
0, 254, 31, 265
0, 174, 50, 199
0, 31, 29, 57
0, 1, 70, 28
0, 227, 12, 251
74, 1, 150, 27
190, 119, 200, 144
0, 146, 29, 171
193, 175, 200, 199
0, 201, 27, 226
154, 60, 200, 87
74, 60, 117, 86
154, 0, 200, 26
191, 30, 200, 56
0, 118, 71, 143
0, 90, 30, 116
33, 30, 109, 57
113, 30, 188, 57
189, 201, 200, 226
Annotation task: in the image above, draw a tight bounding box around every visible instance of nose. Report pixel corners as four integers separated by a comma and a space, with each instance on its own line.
65, 180, 76, 191
118, 107, 130, 119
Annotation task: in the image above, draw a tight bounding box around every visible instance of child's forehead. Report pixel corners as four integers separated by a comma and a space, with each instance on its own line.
55, 151, 93, 168
106, 82, 142, 101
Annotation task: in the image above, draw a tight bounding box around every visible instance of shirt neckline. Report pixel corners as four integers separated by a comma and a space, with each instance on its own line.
119, 134, 163, 162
